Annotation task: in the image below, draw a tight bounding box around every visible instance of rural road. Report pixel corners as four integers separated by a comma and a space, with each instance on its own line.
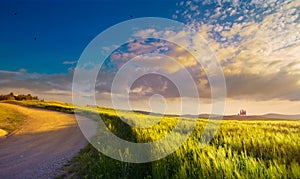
0, 103, 90, 179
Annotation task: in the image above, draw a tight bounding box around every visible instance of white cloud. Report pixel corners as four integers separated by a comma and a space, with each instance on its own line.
0, 70, 73, 101
171, 0, 300, 102
62, 60, 77, 65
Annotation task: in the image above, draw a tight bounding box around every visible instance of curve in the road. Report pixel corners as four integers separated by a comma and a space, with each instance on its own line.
0, 103, 89, 179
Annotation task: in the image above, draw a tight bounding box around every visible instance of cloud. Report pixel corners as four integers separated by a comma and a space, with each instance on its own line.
129, 74, 176, 98
3, 0, 299, 113
8, 4, 296, 109
18, 68, 27, 73
226, 71, 300, 101
171, 0, 300, 101
0, 70, 73, 102
94, 31, 216, 102
62, 60, 77, 65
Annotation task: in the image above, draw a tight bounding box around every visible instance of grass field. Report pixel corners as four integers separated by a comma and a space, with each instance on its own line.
66, 116, 300, 179
2, 101, 299, 178
0, 103, 26, 135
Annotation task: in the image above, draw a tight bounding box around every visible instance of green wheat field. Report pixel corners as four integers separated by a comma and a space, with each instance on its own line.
4, 101, 300, 179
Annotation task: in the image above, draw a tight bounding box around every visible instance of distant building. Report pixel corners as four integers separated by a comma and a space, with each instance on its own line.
239, 109, 247, 116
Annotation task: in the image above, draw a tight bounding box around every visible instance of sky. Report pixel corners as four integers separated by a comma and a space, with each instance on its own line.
0, 0, 300, 115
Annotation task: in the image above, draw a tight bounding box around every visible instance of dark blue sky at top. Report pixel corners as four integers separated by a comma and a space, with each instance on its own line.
0, 0, 177, 74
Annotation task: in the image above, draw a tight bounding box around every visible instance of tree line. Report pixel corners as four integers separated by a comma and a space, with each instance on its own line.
0, 92, 38, 101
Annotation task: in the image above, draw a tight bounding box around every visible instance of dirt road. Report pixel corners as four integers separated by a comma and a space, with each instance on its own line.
0, 103, 89, 179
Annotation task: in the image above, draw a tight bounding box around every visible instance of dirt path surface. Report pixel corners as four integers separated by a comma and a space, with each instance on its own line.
0, 103, 88, 179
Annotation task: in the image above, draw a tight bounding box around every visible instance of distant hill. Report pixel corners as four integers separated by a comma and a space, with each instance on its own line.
262, 113, 300, 120
131, 109, 300, 120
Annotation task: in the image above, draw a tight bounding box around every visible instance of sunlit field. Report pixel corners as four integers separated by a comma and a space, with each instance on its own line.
138, 119, 300, 178
0, 103, 26, 134
3, 101, 299, 178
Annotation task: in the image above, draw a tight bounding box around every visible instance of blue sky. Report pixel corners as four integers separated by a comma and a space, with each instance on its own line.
0, 0, 175, 73
1, 0, 300, 115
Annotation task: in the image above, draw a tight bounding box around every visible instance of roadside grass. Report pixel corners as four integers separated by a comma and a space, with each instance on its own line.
0, 103, 26, 134
4, 101, 300, 178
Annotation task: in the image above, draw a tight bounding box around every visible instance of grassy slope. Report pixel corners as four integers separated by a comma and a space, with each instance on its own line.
0, 103, 26, 134
64, 106, 300, 178
63, 116, 300, 179
3, 101, 299, 178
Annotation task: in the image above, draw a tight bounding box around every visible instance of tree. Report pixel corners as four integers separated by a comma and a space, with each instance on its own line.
0, 93, 39, 101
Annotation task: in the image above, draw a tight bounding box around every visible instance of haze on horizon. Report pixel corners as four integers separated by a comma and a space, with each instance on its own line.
0, 0, 299, 115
